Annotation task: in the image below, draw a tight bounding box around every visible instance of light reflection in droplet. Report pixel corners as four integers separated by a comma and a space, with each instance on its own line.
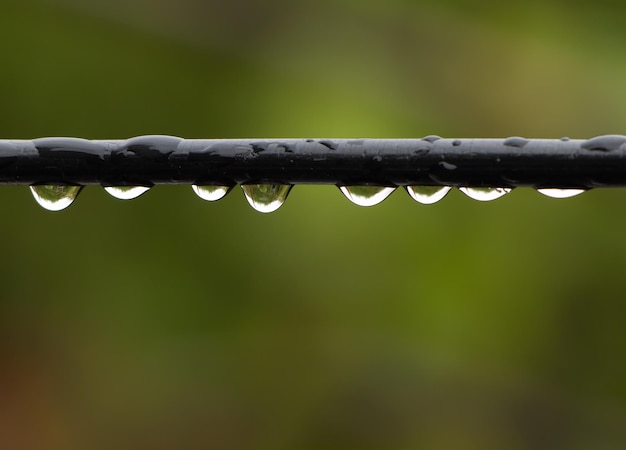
30, 185, 82, 211
104, 186, 151, 200
459, 187, 511, 201
192, 185, 231, 202
339, 186, 396, 206
241, 184, 292, 213
406, 185, 451, 204
537, 188, 585, 198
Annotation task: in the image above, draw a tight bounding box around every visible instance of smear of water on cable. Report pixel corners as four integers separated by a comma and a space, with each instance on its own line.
30, 185, 82, 211
537, 188, 585, 198
241, 184, 292, 213
104, 186, 151, 200
459, 187, 511, 201
192, 185, 231, 201
406, 186, 451, 204
339, 186, 396, 206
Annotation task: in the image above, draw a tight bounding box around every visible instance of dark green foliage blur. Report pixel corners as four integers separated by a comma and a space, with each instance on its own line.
1, 0, 626, 448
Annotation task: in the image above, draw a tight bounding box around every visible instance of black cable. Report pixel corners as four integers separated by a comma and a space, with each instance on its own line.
1, 134, 625, 188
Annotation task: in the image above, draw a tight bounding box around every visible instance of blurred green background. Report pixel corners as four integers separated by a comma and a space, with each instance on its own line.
1, 0, 626, 448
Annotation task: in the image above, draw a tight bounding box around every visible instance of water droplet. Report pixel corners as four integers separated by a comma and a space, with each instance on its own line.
459, 187, 511, 201
537, 188, 585, 198
503, 137, 529, 148
319, 140, 338, 150
192, 185, 231, 202
104, 186, 151, 200
241, 184, 292, 213
439, 161, 457, 170
339, 186, 396, 207
581, 135, 626, 152
422, 135, 441, 143
412, 148, 430, 156
406, 186, 451, 204
30, 184, 82, 211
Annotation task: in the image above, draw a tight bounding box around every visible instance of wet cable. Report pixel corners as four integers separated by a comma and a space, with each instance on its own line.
4, 134, 626, 211
1, 134, 625, 188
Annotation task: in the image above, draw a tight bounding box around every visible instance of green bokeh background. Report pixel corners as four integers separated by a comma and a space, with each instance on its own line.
1, 0, 626, 448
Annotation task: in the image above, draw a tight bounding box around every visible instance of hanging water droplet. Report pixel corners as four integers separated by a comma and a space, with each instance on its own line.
459, 187, 511, 201
241, 184, 292, 213
30, 184, 82, 211
339, 186, 396, 206
405, 185, 451, 204
192, 185, 231, 202
537, 188, 585, 198
104, 186, 151, 200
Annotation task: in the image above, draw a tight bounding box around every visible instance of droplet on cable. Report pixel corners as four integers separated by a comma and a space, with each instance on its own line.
192, 185, 231, 201
459, 187, 511, 201
537, 188, 585, 198
30, 184, 82, 211
104, 186, 151, 200
339, 186, 396, 206
406, 186, 451, 204
241, 184, 292, 213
